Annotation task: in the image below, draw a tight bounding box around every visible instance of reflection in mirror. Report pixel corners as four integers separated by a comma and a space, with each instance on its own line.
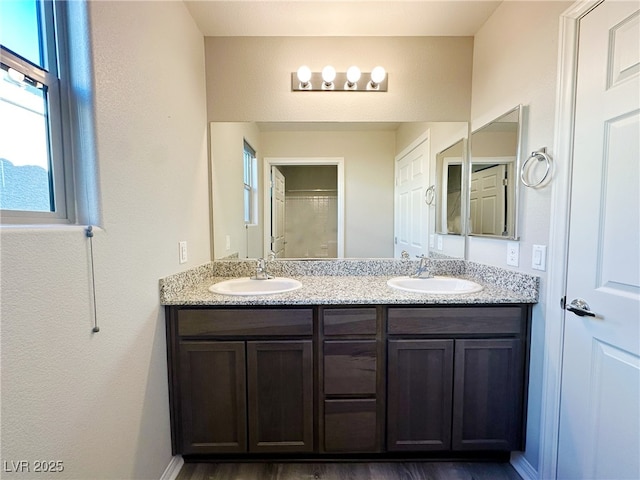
469, 105, 523, 239
436, 139, 466, 235
210, 122, 469, 260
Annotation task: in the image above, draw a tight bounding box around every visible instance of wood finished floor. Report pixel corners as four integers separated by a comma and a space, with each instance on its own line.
176, 461, 523, 480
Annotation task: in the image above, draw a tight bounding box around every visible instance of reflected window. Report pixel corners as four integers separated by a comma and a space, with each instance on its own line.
243, 140, 257, 224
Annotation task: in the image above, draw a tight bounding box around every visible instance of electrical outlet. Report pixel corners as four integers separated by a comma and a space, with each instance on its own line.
178, 241, 188, 264
507, 242, 519, 267
226, 235, 231, 250
437, 235, 444, 251
532, 244, 547, 271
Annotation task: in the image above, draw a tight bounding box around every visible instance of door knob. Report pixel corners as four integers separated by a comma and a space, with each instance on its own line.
566, 298, 597, 318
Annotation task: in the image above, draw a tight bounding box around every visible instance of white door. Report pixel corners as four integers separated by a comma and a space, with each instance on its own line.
469, 164, 507, 236
270, 166, 286, 258
557, 2, 640, 479
394, 137, 429, 258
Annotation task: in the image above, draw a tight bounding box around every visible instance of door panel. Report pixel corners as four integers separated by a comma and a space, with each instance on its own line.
387, 339, 453, 451
178, 342, 247, 454
452, 339, 523, 451
558, 3, 640, 479
394, 137, 429, 258
247, 340, 313, 453
271, 166, 286, 257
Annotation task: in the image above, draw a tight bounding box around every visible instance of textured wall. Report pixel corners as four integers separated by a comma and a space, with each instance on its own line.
0, 2, 210, 478
204, 36, 473, 123
468, 1, 573, 472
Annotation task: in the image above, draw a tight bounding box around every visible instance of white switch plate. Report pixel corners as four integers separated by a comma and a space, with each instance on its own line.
437, 235, 444, 251
429, 234, 435, 249
178, 241, 188, 264
507, 242, 519, 267
532, 244, 547, 271
225, 235, 231, 250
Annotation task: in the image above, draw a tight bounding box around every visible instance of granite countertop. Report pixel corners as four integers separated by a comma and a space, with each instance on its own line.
160, 259, 539, 306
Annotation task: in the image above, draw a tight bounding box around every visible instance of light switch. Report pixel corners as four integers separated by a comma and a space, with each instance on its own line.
437, 235, 444, 251
429, 234, 435, 249
532, 244, 547, 271
226, 235, 231, 250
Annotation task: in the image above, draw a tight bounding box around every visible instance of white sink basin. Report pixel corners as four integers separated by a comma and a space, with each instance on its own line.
387, 276, 483, 294
209, 277, 302, 296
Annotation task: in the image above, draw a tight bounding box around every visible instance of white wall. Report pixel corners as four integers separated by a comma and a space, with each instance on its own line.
0, 2, 210, 478
469, 1, 572, 472
204, 36, 473, 122
210, 122, 262, 259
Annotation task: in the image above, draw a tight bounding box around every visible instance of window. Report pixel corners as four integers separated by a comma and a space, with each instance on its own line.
243, 140, 257, 224
1, 0, 74, 223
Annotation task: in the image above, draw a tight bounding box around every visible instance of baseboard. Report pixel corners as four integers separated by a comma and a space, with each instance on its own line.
159, 455, 184, 480
511, 452, 538, 480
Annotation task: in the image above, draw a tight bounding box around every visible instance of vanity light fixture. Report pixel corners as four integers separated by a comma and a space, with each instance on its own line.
292, 65, 387, 92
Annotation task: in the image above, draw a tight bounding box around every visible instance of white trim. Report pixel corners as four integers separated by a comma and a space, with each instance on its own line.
159, 455, 184, 480
511, 452, 538, 480
538, 2, 602, 480
263, 157, 345, 258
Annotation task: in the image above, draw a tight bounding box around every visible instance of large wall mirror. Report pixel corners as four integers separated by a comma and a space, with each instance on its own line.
210, 121, 468, 260
468, 105, 524, 239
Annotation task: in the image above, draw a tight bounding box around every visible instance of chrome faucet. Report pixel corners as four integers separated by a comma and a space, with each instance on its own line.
252, 258, 273, 280
411, 255, 432, 279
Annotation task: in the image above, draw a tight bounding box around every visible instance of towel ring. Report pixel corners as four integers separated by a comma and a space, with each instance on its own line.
425, 185, 436, 206
521, 149, 552, 187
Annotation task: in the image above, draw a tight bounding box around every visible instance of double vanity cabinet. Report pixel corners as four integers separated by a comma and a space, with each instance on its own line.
165, 302, 531, 459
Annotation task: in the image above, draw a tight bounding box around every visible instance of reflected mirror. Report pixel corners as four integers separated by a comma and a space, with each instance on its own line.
210, 121, 468, 260
468, 105, 523, 239
436, 138, 466, 235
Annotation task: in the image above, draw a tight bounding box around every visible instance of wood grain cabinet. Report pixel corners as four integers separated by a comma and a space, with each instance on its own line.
386, 306, 530, 453
319, 307, 384, 453
167, 307, 313, 455
166, 303, 531, 458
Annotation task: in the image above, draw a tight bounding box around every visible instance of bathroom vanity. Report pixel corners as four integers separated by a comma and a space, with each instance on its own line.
161, 259, 537, 460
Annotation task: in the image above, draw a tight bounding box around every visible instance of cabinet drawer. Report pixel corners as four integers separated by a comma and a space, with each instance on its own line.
324, 399, 378, 452
388, 307, 524, 335
178, 308, 313, 337
324, 341, 377, 395
323, 308, 377, 336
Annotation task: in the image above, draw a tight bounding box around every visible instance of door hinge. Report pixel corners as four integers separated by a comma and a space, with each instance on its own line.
560, 295, 566, 309
503, 178, 509, 186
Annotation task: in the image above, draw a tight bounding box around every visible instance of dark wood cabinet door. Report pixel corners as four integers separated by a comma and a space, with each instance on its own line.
178, 341, 247, 454
387, 339, 454, 451
247, 340, 313, 453
452, 338, 524, 451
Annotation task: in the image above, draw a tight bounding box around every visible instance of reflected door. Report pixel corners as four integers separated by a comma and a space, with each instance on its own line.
271, 166, 286, 257
557, 2, 640, 479
469, 164, 506, 236
394, 137, 429, 258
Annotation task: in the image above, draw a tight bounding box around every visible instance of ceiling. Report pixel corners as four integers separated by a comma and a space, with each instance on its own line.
184, 1, 503, 37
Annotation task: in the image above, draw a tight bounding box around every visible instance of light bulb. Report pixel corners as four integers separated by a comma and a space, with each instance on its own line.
370, 66, 386, 85
346, 66, 361, 84
297, 65, 312, 84
322, 65, 336, 84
